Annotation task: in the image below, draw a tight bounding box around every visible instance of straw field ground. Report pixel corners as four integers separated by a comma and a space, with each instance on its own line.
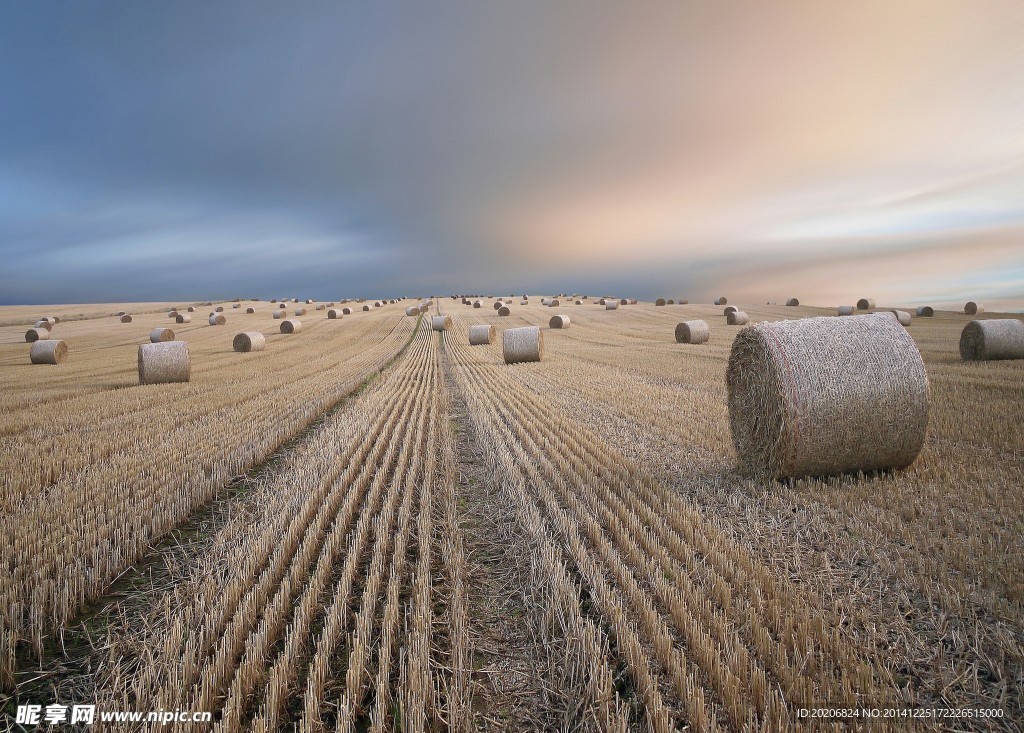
0, 298, 1020, 732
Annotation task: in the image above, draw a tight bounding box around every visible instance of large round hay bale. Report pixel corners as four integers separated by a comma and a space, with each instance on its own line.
605, 301, 619, 310
138, 342, 191, 385
187, 306, 196, 312
727, 310, 749, 325
655, 298, 666, 306
619, 298, 629, 305
432, 315, 452, 331
890, 310, 912, 327
964, 301, 984, 315
120, 314, 133, 323
233, 331, 266, 352
837, 305, 855, 316
667, 299, 675, 305
468, 324, 496, 345
959, 319, 1024, 361
407, 305, 421, 316
675, 320, 710, 344
374, 301, 383, 308
343, 307, 353, 315
246, 307, 256, 314
714, 297, 728, 305
786, 298, 800, 307
856, 298, 875, 310
280, 319, 302, 334
175, 314, 192, 324
328, 309, 342, 319
727, 313, 929, 478
547, 299, 559, 307
232, 303, 240, 309
724, 306, 737, 316
278, 303, 287, 309
473, 301, 482, 308
549, 315, 570, 329
149, 327, 175, 343
215, 306, 225, 312
168, 311, 179, 319
30, 339, 67, 365
362, 305, 370, 311
34, 320, 53, 331
272, 311, 286, 319
915, 306, 934, 317
25, 327, 50, 343
209, 313, 226, 326
492, 301, 502, 310
498, 306, 511, 316
503, 326, 543, 363
293, 308, 306, 316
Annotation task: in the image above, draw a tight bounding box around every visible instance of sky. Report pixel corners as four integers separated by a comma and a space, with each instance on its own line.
1, 1, 1023, 309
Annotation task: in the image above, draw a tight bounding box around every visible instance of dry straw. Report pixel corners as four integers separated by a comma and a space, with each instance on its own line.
916, 306, 934, 317
175, 314, 192, 324
328, 309, 342, 319
964, 301, 984, 315
727, 310, 750, 325
549, 315, 570, 329
675, 320, 710, 344
30, 339, 68, 364
40, 316, 57, 325
786, 298, 800, 306
149, 327, 175, 343
432, 315, 453, 331
473, 300, 482, 308
468, 324, 496, 345
209, 314, 226, 326
503, 325, 544, 363
959, 319, 1024, 361
726, 312, 929, 479
187, 306, 195, 312
605, 300, 619, 310
233, 331, 266, 352
498, 306, 511, 316
857, 298, 876, 310
25, 328, 50, 343
138, 342, 191, 385
714, 297, 728, 305
280, 319, 302, 334
837, 305, 855, 316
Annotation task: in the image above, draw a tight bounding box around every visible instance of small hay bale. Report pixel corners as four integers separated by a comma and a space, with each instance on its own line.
419, 304, 429, 314
306, 299, 314, 304
549, 315, 570, 329
656, 298, 666, 306
25, 327, 50, 342
473, 301, 482, 308
120, 314, 133, 323
271, 298, 278, 303
964, 301, 984, 315
541, 298, 552, 306
503, 326, 543, 363
726, 312, 929, 478
149, 327, 175, 343
493, 301, 502, 310
215, 306, 225, 312
328, 309, 342, 319
468, 324, 496, 345
619, 298, 628, 305
959, 319, 1024, 361
498, 306, 511, 316
294, 308, 307, 316
138, 342, 191, 385
724, 306, 737, 316
362, 305, 370, 311
316, 304, 326, 310
856, 298, 876, 310
890, 310, 912, 327
187, 306, 195, 312
233, 331, 266, 352
549, 299, 560, 307
714, 297, 728, 305
34, 320, 53, 331
680, 299, 689, 304
432, 315, 452, 331
675, 320, 709, 344
667, 299, 675, 305
406, 306, 420, 316
520, 300, 528, 305
575, 300, 582, 305
374, 301, 382, 308
915, 306, 934, 317
209, 313, 226, 326
115, 311, 126, 317
175, 314, 192, 324
727, 310, 749, 325
279, 303, 287, 309
246, 307, 256, 314
606, 300, 619, 310
786, 298, 800, 306
30, 339, 67, 365
39, 316, 57, 325
232, 303, 240, 309
837, 305, 855, 316
168, 311, 179, 319
272, 311, 286, 319
343, 307, 353, 315
280, 319, 302, 334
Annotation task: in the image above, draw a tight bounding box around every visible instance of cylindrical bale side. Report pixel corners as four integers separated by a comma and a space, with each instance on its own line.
619, 299, 628, 305
575, 300, 582, 305
187, 306, 195, 312
246, 307, 256, 314
837, 305, 855, 316
328, 309, 342, 319
959, 319, 1024, 361
362, 305, 370, 311
343, 307, 353, 315
406, 306, 420, 316
498, 306, 511, 316
209, 314, 226, 326
786, 298, 800, 306
503, 326, 544, 364
655, 298, 666, 306
232, 303, 240, 309
39, 316, 57, 325
964, 302, 984, 315
149, 327, 175, 343
724, 306, 737, 316
468, 324, 496, 345
175, 314, 192, 324
432, 315, 453, 331
168, 311, 178, 319
675, 320, 710, 344
890, 310, 912, 327
30, 339, 67, 364
33, 320, 53, 331
715, 297, 728, 305
916, 306, 934, 317
549, 315, 570, 329
727, 310, 749, 325
727, 312, 929, 478
605, 301, 619, 310
233, 331, 266, 352
857, 298, 876, 310
549, 299, 560, 307
667, 299, 675, 305
294, 308, 307, 316
272, 311, 286, 319
278, 303, 287, 309
541, 298, 552, 306
138, 341, 191, 385
120, 314, 133, 323
280, 319, 302, 334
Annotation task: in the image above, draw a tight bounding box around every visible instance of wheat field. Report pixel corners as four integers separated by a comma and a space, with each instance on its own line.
0, 298, 1020, 732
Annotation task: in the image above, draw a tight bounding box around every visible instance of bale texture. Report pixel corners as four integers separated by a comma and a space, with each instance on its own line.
915, 306, 934, 317
959, 319, 1024, 361
187, 306, 196, 312
362, 305, 370, 311
498, 306, 511, 316
724, 306, 737, 316
549, 315, 570, 329
272, 311, 285, 319
727, 313, 928, 479
343, 307, 353, 315
964, 301, 984, 315
407, 306, 421, 316
575, 300, 582, 305
215, 306, 225, 312
714, 297, 728, 305
149, 327, 175, 343
120, 315, 133, 323
786, 298, 800, 306
233, 331, 267, 352
468, 324, 496, 345
675, 320, 710, 344
656, 298, 666, 306
209, 314, 226, 326
30, 339, 68, 365
837, 305, 855, 316
280, 319, 302, 334
25, 328, 50, 343
890, 310, 912, 327
727, 311, 749, 325
138, 342, 191, 385
605, 300, 619, 310
328, 309, 342, 319
432, 315, 453, 331
857, 299, 876, 310
503, 326, 544, 364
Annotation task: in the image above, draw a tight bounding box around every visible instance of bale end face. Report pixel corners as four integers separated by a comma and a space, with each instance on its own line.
724, 306, 737, 316
209, 314, 226, 326
468, 324, 496, 345
25, 328, 50, 343
246, 307, 256, 314
431, 315, 453, 331
916, 306, 934, 317
964, 301, 984, 315
959, 319, 1024, 361
856, 298, 876, 310
120, 315, 133, 323
233, 331, 266, 352
175, 314, 192, 324
138, 342, 191, 385
30, 340, 68, 364
605, 301, 619, 310
503, 326, 544, 363
786, 298, 800, 306
498, 306, 511, 316
549, 315, 570, 329
714, 297, 728, 305
837, 306, 855, 316
149, 327, 175, 343
362, 305, 370, 311
280, 319, 302, 334
675, 320, 709, 344
655, 298, 666, 306
343, 307, 353, 315
328, 309, 342, 319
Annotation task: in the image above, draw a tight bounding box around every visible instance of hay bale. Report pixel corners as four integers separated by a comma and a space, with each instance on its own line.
714, 297, 728, 305
138, 342, 191, 385
493, 301, 503, 310
574, 300, 582, 305
726, 312, 929, 478
115, 311, 126, 317
498, 306, 511, 316
306, 299, 314, 304
328, 309, 342, 319
209, 313, 226, 326
727, 310, 749, 325
316, 304, 326, 311
786, 298, 800, 306
837, 305, 855, 316
724, 306, 737, 316
606, 300, 619, 310
675, 320, 710, 344
655, 298, 666, 306
964, 301, 984, 315
362, 305, 370, 311
432, 315, 453, 331
215, 306, 225, 312
540, 298, 552, 306
856, 298, 875, 310
406, 306, 420, 316
619, 298, 629, 305
187, 306, 195, 312
667, 299, 675, 305
520, 300, 528, 305
233, 331, 266, 352
232, 303, 241, 309
30, 339, 67, 364
374, 301, 382, 307
120, 314, 133, 323
549, 299, 560, 307
549, 315, 570, 329
959, 319, 1024, 361
293, 308, 306, 316
149, 327, 175, 343
25, 327, 50, 342
168, 311, 179, 319
468, 324, 496, 345
890, 310, 912, 327
680, 299, 689, 304
915, 306, 934, 317
38, 316, 57, 326
343, 307, 353, 315
272, 311, 286, 319
503, 326, 543, 363
271, 298, 278, 303
244, 307, 255, 314
280, 319, 302, 334
34, 320, 53, 331
175, 314, 192, 324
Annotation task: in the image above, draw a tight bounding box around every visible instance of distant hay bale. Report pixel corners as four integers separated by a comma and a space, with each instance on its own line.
271, 298, 277, 303
503, 326, 544, 363
30, 339, 67, 365
727, 312, 929, 478
549, 315, 570, 329
328, 309, 342, 319
120, 314, 133, 323
675, 320, 710, 344
374, 301, 382, 307
549, 299, 560, 307
432, 315, 452, 331
786, 298, 800, 306
419, 304, 429, 314
667, 299, 674, 305
25, 327, 50, 342
520, 300, 528, 305
493, 301, 503, 310
343, 307, 353, 315
498, 306, 511, 316
964, 301, 984, 315
727, 310, 749, 325
149, 327, 175, 343
232, 303, 240, 309
915, 306, 934, 317
34, 320, 53, 331
138, 342, 191, 385
175, 314, 192, 324
541, 298, 552, 306
680, 299, 689, 304
115, 311, 126, 317
575, 300, 582, 305
233, 331, 266, 352
362, 305, 370, 311
619, 299, 629, 305
837, 305, 855, 316
714, 297, 728, 305
215, 306, 225, 312
280, 319, 302, 334
39, 316, 57, 326
209, 313, 226, 326
959, 319, 1024, 361
279, 303, 287, 309
292, 298, 298, 303
168, 311, 178, 319
606, 300, 619, 310
856, 298, 875, 310
272, 311, 285, 319
890, 310, 912, 327
187, 306, 195, 312
468, 324, 496, 345
406, 306, 420, 316
294, 308, 307, 316
473, 301, 482, 308
656, 298, 666, 306
724, 306, 737, 316
306, 299, 314, 304
316, 304, 326, 310
246, 307, 256, 314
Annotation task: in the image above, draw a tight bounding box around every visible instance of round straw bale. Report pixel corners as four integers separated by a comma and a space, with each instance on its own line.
306, 299, 314, 304
675, 320, 710, 344
656, 298, 666, 306
215, 306, 225, 312
293, 308, 306, 316
468, 324, 496, 345
432, 315, 453, 331
473, 301, 482, 308
856, 298, 875, 310
25, 327, 49, 342
38, 316, 57, 326
176, 314, 192, 324
786, 298, 800, 306
503, 325, 543, 363
727, 310, 749, 325
605, 300, 619, 310
232, 303, 240, 309
549, 299, 560, 307
149, 327, 175, 343
715, 297, 728, 305
278, 303, 287, 309
292, 298, 298, 303
187, 306, 195, 312
138, 341, 191, 385
233, 331, 266, 352
493, 301, 502, 310
915, 306, 934, 317
520, 300, 528, 305
681, 299, 689, 304
406, 306, 420, 316
272, 311, 285, 319
959, 319, 1024, 361
890, 310, 912, 327
619, 298, 628, 305
374, 301, 382, 307
667, 299, 675, 305
245, 307, 256, 314
837, 305, 855, 316
498, 306, 511, 316
120, 314, 133, 323
168, 311, 179, 319
209, 313, 226, 326
343, 307, 353, 315
362, 305, 370, 311
271, 298, 278, 303
549, 315, 570, 329
115, 311, 126, 317
315, 304, 325, 310
540, 298, 551, 306
280, 319, 302, 334
727, 312, 929, 478
418, 304, 428, 314
964, 301, 984, 315
573, 300, 581, 305
34, 320, 53, 331
724, 306, 737, 316
30, 339, 67, 365
328, 309, 342, 319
